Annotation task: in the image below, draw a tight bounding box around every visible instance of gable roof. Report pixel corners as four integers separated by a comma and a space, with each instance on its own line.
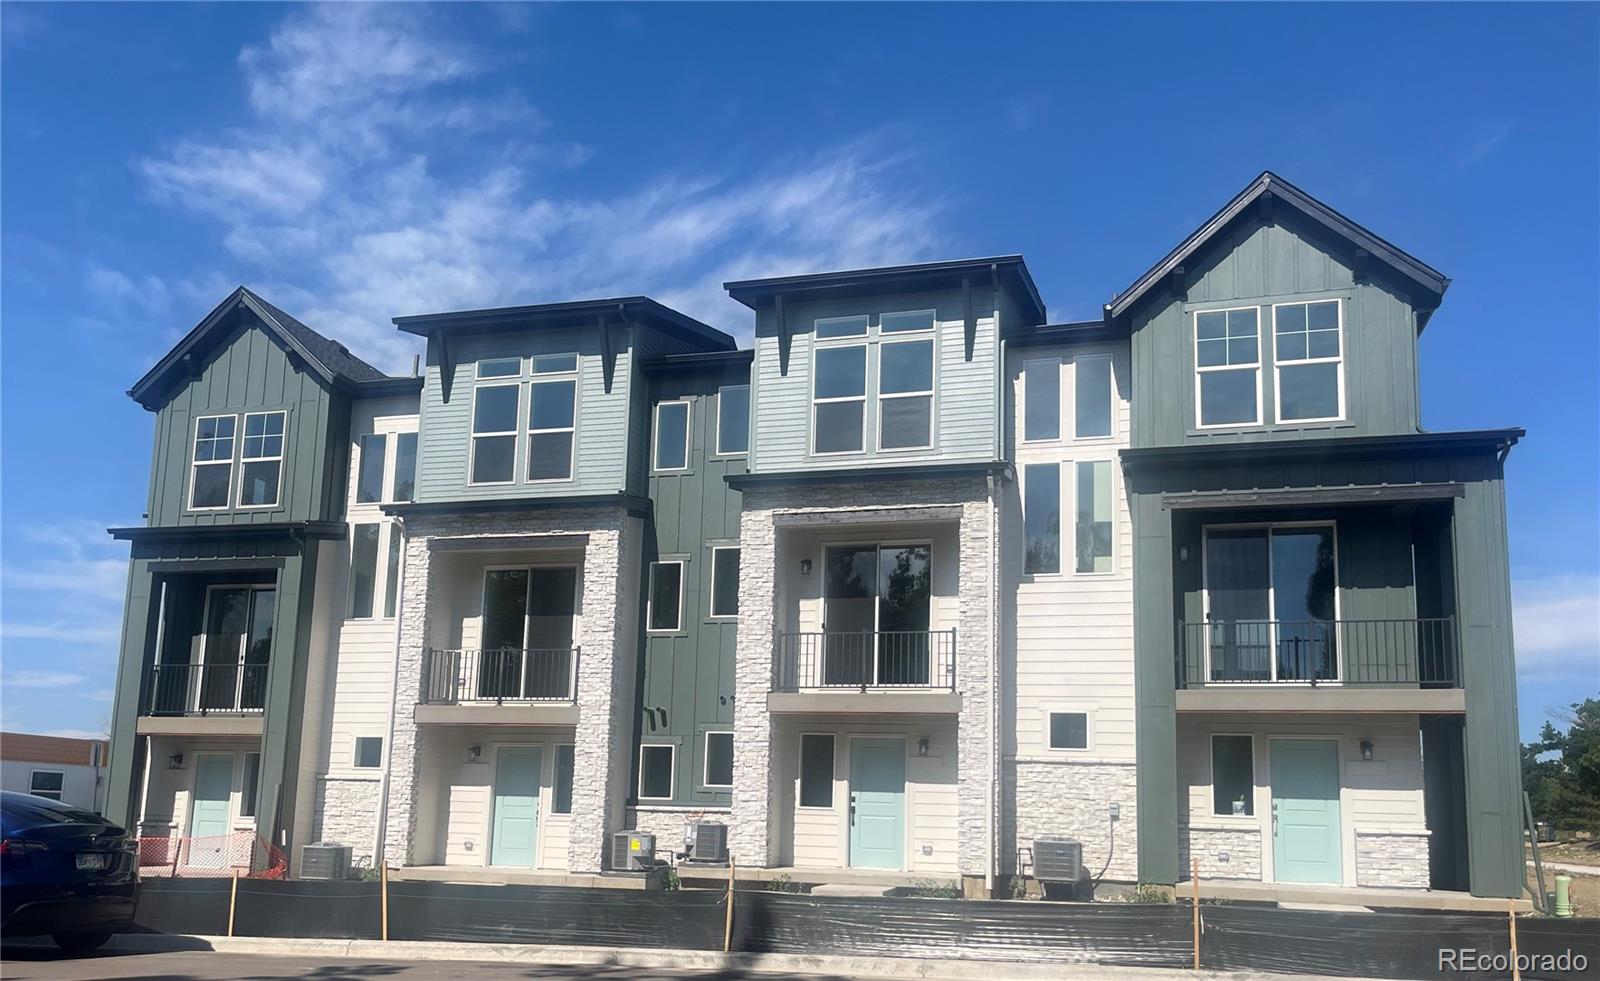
1105, 171, 1451, 326
724, 255, 1047, 326
128, 287, 396, 410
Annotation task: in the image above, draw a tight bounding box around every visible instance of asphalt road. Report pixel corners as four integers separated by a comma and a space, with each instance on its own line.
0, 946, 849, 981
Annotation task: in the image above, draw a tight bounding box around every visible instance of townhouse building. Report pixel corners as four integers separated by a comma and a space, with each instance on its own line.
105, 171, 1523, 902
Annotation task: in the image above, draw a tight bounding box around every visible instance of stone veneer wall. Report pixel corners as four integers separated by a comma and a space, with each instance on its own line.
730, 476, 995, 875
1007, 760, 1138, 881
313, 776, 382, 865
1355, 830, 1431, 888
1179, 825, 1264, 881
383, 506, 633, 873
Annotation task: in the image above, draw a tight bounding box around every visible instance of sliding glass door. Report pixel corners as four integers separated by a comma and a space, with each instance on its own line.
1204, 525, 1337, 682
198, 586, 274, 711
821, 544, 931, 686
479, 567, 577, 699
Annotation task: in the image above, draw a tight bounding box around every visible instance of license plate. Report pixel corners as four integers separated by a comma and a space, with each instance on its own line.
75, 853, 109, 870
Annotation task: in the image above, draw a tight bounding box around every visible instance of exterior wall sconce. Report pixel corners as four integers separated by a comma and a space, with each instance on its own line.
167, 753, 184, 769
800, 558, 812, 576
1179, 546, 1190, 562
467, 744, 483, 763
917, 738, 930, 757
1359, 740, 1374, 761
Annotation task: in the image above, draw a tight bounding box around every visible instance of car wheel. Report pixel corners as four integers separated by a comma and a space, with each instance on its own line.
51, 930, 113, 953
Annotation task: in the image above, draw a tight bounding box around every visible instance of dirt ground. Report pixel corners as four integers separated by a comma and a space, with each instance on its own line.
1527, 841, 1600, 915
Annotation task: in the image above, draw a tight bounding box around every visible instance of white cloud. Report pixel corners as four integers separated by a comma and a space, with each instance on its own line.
1455, 121, 1513, 170
4, 671, 87, 689
1513, 574, 1600, 678
127, 4, 946, 367
88, 689, 116, 703
1, 521, 129, 655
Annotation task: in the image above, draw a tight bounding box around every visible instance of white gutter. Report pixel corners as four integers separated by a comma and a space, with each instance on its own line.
373, 515, 407, 865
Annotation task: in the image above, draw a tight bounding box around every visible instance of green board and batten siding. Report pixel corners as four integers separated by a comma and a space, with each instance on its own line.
634, 369, 746, 807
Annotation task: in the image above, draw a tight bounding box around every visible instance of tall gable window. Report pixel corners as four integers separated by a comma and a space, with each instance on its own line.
189, 415, 237, 510
1074, 355, 1112, 439
1022, 359, 1060, 441
238, 411, 286, 508
1274, 300, 1343, 422
1194, 307, 1260, 427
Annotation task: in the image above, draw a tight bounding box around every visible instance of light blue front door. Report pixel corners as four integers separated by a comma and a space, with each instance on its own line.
490, 747, 542, 867
188, 754, 234, 867
1271, 739, 1342, 884
848, 738, 906, 870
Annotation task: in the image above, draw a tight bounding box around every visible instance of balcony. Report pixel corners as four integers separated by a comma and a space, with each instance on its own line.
1174, 618, 1464, 714
769, 630, 960, 714
137, 662, 267, 737
416, 647, 580, 725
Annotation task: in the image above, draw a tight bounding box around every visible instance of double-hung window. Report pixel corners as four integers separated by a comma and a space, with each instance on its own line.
470, 363, 520, 484
1194, 307, 1261, 427
238, 411, 285, 507
812, 339, 868, 454
1274, 300, 1343, 422
877, 313, 935, 450
528, 357, 577, 481
190, 415, 237, 510
1075, 461, 1114, 573
653, 401, 690, 471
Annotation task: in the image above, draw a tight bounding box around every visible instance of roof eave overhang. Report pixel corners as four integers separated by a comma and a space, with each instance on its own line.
392, 297, 733, 351
724, 256, 1047, 326
108, 520, 348, 543
381, 493, 652, 518
726, 460, 1011, 490
1119, 428, 1524, 472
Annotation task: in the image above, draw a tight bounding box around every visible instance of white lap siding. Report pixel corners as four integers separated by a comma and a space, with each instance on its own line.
1176, 713, 1429, 889
1002, 342, 1138, 882
420, 726, 576, 871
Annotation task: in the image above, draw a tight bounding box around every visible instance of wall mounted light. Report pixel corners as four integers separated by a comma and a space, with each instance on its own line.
917, 738, 930, 757
1179, 546, 1190, 562
467, 744, 482, 763
167, 752, 184, 770
800, 558, 813, 576
1359, 740, 1374, 761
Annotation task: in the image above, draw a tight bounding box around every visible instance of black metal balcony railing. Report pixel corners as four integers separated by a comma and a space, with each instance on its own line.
773, 630, 957, 692
422, 648, 579, 704
146, 662, 269, 715
1176, 617, 1459, 688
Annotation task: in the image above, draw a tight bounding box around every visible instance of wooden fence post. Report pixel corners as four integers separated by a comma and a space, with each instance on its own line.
723, 858, 736, 953
381, 862, 390, 942
228, 867, 239, 938
1191, 856, 1201, 971
1509, 900, 1520, 981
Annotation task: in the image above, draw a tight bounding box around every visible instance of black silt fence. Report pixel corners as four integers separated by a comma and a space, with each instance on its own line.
233, 879, 382, 939
131, 877, 232, 936
386, 881, 725, 949
734, 892, 1192, 967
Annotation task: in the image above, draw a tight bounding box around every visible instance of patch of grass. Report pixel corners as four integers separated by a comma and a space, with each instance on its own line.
905, 878, 962, 899
1111, 883, 1175, 904
765, 873, 805, 893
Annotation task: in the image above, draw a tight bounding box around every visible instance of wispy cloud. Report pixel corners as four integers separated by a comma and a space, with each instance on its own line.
1454, 121, 1512, 170
1, 521, 128, 650
4, 671, 87, 689
124, 4, 944, 364
1513, 574, 1600, 679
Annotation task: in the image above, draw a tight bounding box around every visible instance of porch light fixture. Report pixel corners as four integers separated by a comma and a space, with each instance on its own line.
917, 738, 930, 757
167, 753, 184, 769
800, 558, 812, 576
467, 744, 482, 763
1179, 546, 1190, 562
1359, 740, 1374, 761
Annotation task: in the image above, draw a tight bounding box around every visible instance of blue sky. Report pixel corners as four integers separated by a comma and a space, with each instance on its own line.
2, 2, 1596, 741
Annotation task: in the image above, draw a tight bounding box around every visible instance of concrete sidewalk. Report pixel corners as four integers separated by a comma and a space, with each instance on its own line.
98, 933, 1373, 981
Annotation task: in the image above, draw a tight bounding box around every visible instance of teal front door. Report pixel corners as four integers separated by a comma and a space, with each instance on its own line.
1271, 739, 1342, 884
490, 747, 542, 867
188, 754, 234, 868
848, 738, 906, 870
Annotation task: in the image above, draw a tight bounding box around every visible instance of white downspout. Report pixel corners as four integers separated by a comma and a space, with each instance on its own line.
373, 515, 407, 865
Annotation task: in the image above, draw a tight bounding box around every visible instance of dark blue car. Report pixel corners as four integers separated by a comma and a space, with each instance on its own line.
1, 790, 138, 951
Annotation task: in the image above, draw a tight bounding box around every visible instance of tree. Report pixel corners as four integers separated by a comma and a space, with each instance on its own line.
1523, 698, 1600, 832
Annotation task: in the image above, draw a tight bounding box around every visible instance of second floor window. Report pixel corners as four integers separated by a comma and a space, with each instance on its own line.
528, 378, 576, 481
878, 337, 934, 450
189, 414, 236, 510
391, 432, 417, 502
1023, 359, 1060, 441
1274, 300, 1344, 422
716, 385, 749, 455
356, 433, 387, 504
1074, 356, 1112, 439
654, 401, 690, 471
647, 560, 684, 632
238, 411, 285, 508
470, 383, 519, 484
1023, 462, 1061, 575
813, 345, 867, 454
1075, 460, 1114, 573
1195, 307, 1261, 427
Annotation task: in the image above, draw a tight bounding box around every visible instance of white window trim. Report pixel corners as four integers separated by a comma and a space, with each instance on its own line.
810, 340, 868, 456
1271, 299, 1347, 424
346, 523, 387, 622
874, 336, 936, 452
1209, 732, 1257, 820
1072, 354, 1115, 441
1192, 305, 1264, 430
646, 560, 686, 634
353, 735, 383, 769
1042, 706, 1095, 754
551, 742, 576, 814
28, 768, 65, 800
188, 413, 238, 511
1020, 357, 1063, 444
196, 583, 275, 712
714, 385, 750, 457
1199, 521, 1344, 685
708, 546, 740, 620
701, 731, 734, 789
638, 743, 676, 801
797, 732, 835, 810
530, 353, 579, 375
354, 432, 388, 505
234, 410, 286, 510
527, 376, 578, 483
1072, 458, 1118, 577
652, 400, 692, 472
1020, 461, 1063, 577
388, 431, 419, 503
468, 382, 521, 486
814, 314, 869, 339
476, 357, 522, 379
878, 308, 938, 334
